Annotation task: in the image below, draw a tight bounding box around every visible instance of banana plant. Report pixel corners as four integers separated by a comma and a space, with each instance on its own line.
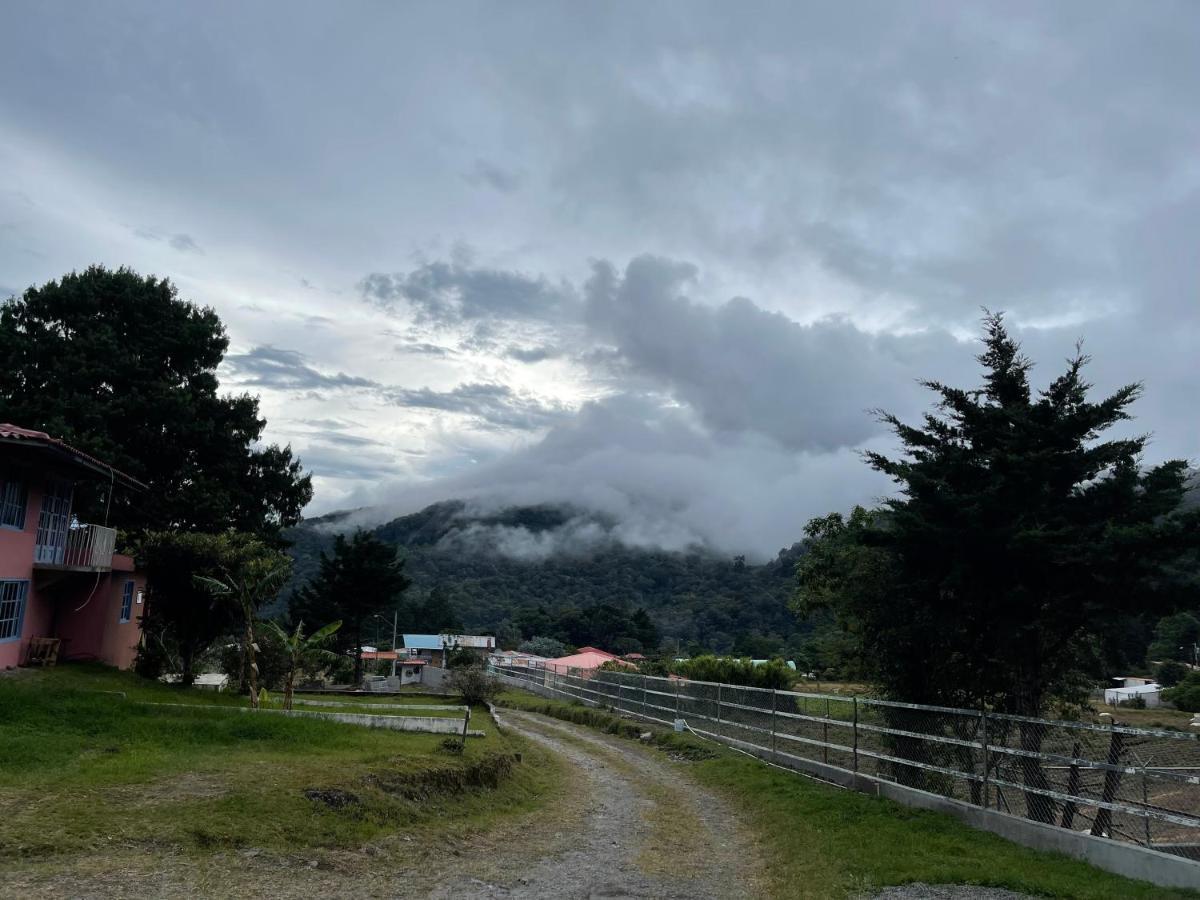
194, 556, 291, 709
262, 619, 342, 711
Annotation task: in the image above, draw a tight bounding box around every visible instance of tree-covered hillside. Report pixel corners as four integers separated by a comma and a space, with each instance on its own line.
280, 500, 812, 657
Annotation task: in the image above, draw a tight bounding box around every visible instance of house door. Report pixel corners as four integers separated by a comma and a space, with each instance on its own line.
34, 480, 73, 565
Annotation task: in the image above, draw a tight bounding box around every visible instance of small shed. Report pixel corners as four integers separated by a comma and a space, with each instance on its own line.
1104, 682, 1161, 708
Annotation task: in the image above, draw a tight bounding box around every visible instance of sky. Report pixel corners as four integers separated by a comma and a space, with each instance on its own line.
2, 2, 1198, 557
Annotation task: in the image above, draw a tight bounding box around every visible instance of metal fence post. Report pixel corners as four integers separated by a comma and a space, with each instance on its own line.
675, 679, 681, 719
770, 688, 777, 758
716, 682, 722, 728
823, 697, 830, 765
980, 708, 990, 809
852, 696, 859, 774
642, 674, 648, 719
1142, 757, 1152, 848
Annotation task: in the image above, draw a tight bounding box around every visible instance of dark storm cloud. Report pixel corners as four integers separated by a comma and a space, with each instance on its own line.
382, 382, 568, 431
223, 346, 379, 391
132, 227, 202, 254
583, 256, 964, 452
504, 344, 562, 363
168, 233, 202, 253
359, 260, 575, 326
3, 2, 1198, 549
396, 340, 455, 357
463, 158, 522, 193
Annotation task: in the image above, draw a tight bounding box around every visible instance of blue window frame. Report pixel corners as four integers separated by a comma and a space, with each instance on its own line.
119, 581, 134, 624
0, 471, 27, 530
0, 580, 29, 643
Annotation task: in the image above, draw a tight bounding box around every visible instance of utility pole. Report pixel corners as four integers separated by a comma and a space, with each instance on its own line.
391, 609, 399, 678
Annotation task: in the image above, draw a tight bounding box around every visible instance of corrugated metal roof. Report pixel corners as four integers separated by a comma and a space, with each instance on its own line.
360, 650, 426, 663
544, 649, 635, 673
402, 634, 444, 651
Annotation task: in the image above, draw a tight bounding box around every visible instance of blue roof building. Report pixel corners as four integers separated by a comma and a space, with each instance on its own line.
402, 634, 443, 651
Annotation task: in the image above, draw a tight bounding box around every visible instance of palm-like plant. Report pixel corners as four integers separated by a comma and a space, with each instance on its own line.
195, 554, 291, 709
262, 619, 342, 711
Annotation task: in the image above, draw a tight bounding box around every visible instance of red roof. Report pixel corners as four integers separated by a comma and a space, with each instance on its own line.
0, 424, 146, 489
360, 651, 426, 663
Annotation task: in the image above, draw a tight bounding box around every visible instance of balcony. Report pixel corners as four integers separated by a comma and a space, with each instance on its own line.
33, 523, 117, 572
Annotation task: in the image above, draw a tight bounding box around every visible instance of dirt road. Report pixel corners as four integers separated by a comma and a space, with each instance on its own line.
429, 707, 764, 898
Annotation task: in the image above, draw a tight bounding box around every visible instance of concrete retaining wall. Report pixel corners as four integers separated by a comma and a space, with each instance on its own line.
498, 672, 1200, 891
143, 702, 483, 737
290, 698, 467, 712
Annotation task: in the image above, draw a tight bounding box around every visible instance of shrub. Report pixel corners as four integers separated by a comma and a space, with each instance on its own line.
449, 665, 502, 706
1156, 660, 1189, 688
1164, 672, 1200, 713
670, 655, 794, 690
518, 636, 567, 658
447, 647, 480, 669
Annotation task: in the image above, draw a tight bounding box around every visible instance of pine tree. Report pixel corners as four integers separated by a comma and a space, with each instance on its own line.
291, 530, 411, 683
796, 313, 1199, 820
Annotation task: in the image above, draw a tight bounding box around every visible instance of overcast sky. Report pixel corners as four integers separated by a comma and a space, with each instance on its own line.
2, 2, 1197, 556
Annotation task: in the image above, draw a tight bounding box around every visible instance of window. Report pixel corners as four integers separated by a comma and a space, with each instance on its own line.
119, 581, 134, 623
0, 580, 29, 643
0, 471, 27, 530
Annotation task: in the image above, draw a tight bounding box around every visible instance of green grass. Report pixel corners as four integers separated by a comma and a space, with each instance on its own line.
497, 690, 1195, 900
0, 666, 563, 863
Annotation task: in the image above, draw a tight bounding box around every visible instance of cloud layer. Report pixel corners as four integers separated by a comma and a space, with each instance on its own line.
1, 3, 1197, 555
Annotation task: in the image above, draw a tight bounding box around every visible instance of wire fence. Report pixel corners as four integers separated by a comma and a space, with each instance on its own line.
492, 664, 1200, 860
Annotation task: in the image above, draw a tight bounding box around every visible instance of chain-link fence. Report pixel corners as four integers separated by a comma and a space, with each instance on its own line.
492, 664, 1200, 860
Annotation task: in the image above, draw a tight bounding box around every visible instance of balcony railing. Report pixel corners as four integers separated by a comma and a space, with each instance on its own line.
33, 523, 117, 572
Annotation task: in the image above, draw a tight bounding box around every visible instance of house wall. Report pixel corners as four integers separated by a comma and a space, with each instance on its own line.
0, 481, 43, 669
54, 557, 145, 670
1, 460, 145, 670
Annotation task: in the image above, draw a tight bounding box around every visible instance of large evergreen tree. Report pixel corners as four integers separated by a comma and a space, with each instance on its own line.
0, 265, 311, 534
795, 313, 1199, 818
290, 529, 411, 683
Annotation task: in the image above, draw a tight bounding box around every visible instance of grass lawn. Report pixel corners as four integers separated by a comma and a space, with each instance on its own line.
498, 690, 1197, 900
0, 666, 562, 868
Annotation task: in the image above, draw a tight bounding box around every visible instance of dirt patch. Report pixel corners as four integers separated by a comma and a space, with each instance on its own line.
105, 772, 229, 806
868, 885, 1035, 899
362, 752, 519, 800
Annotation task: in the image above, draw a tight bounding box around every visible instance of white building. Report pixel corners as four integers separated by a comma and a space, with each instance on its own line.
1104, 681, 1162, 707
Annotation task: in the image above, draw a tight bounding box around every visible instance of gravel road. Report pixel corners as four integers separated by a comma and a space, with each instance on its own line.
428, 707, 764, 899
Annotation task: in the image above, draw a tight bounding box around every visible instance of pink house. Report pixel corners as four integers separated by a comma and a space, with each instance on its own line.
0, 424, 148, 670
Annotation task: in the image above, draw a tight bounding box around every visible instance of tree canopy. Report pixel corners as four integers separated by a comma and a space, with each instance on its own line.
794, 313, 1200, 719
289, 529, 411, 683
0, 265, 311, 534
138, 531, 289, 686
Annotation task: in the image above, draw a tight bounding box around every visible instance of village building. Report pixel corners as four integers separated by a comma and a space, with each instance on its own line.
400, 633, 495, 668
359, 649, 427, 685
0, 424, 147, 670
542, 646, 636, 675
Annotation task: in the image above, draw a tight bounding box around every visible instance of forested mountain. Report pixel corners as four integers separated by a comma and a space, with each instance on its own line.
280, 500, 813, 657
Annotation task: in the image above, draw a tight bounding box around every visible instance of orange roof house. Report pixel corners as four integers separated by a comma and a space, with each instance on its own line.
543, 647, 636, 674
